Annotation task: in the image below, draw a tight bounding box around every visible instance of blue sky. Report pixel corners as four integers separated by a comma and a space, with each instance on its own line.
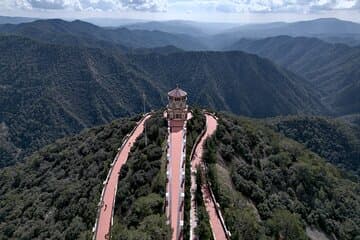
0, 0, 359, 23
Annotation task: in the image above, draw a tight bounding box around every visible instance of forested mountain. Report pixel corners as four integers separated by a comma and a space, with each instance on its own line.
126, 20, 207, 37
0, 14, 358, 240
338, 114, 360, 127
0, 116, 139, 239
112, 113, 171, 239
0, 35, 165, 167
125, 20, 239, 36
0, 19, 207, 50
0, 112, 359, 239
267, 116, 360, 175
316, 34, 360, 46
129, 51, 326, 117
204, 113, 360, 240
0, 35, 326, 167
214, 18, 360, 48
227, 36, 360, 115
0, 16, 38, 25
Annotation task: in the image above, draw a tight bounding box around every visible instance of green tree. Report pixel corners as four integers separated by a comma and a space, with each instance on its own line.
265, 209, 307, 240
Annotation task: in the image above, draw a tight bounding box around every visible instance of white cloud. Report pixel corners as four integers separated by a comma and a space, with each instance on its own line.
168, 0, 359, 14
12, 0, 167, 12
230, 0, 359, 12
15, 0, 82, 10
2, 0, 359, 15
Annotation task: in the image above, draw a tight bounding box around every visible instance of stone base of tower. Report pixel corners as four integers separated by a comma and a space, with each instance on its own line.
167, 106, 188, 121
169, 119, 185, 128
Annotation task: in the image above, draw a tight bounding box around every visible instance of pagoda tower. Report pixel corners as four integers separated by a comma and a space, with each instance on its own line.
167, 86, 188, 121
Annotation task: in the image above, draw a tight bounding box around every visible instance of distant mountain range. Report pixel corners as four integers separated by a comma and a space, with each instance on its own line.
0, 19, 207, 50
0, 17, 359, 168
214, 18, 360, 48
125, 20, 239, 36
225, 18, 360, 36
0, 16, 38, 25
0, 15, 359, 240
2, 17, 360, 48
227, 35, 360, 115
128, 51, 325, 116
0, 33, 326, 167
0, 34, 165, 167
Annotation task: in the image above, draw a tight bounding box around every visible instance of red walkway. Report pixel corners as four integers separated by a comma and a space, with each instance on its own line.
94, 114, 151, 240
190, 114, 228, 240
167, 120, 186, 240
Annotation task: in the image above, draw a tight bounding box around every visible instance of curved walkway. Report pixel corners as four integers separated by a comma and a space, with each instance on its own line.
190, 113, 228, 240
94, 114, 151, 240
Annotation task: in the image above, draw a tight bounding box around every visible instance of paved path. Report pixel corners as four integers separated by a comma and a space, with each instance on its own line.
190, 114, 228, 240
95, 114, 151, 240
167, 120, 186, 240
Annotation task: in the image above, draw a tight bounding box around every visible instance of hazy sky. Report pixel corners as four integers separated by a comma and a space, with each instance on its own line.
0, 0, 359, 23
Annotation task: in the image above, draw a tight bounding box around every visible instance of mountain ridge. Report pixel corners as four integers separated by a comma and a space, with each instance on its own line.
227, 35, 360, 115
0, 19, 208, 50
0, 34, 327, 167
1, 111, 359, 239
214, 18, 360, 48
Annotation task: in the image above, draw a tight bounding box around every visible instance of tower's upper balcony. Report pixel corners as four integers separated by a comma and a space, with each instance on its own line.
168, 86, 188, 110
167, 86, 188, 121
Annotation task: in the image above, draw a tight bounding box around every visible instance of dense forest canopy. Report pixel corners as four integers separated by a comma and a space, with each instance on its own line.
0, 110, 359, 239
267, 116, 360, 175
227, 36, 360, 115
111, 112, 172, 239
0, 17, 359, 240
202, 113, 360, 240
0, 117, 139, 239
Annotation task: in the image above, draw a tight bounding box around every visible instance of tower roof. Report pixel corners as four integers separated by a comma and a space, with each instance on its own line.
168, 86, 187, 98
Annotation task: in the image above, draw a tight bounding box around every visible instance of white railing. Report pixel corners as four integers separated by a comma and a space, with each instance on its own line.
176, 120, 187, 240
189, 116, 207, 240
189, 112, 231, 240
92, 113, 151, 240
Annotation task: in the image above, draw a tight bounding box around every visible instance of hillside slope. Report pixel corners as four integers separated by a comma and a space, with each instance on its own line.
0, 35, 164, 167
227, 36, 360, 115
0, 19, 207, 50
0, 112, 359, 239
203, 113, 360, 240
215, 18, 360, 48
0, 35, 327, 167
267, 116, 360, 175
112, 113, 171, 238
0, 117, 138, 239
130, 51, 326, 117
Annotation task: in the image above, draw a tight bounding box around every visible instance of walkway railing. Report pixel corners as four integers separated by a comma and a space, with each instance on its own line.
189, 118, 207, 240
165, 120, 171, 223
92, 113, 151, 240
166, 118, 187, 240
189, 112, 231, 240
176, 121, 187, 240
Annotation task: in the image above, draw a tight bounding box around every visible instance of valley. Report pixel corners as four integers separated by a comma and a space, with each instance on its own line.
0, 15, 359, 240
0, 30, 327, 168
227, 36, 360, 115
